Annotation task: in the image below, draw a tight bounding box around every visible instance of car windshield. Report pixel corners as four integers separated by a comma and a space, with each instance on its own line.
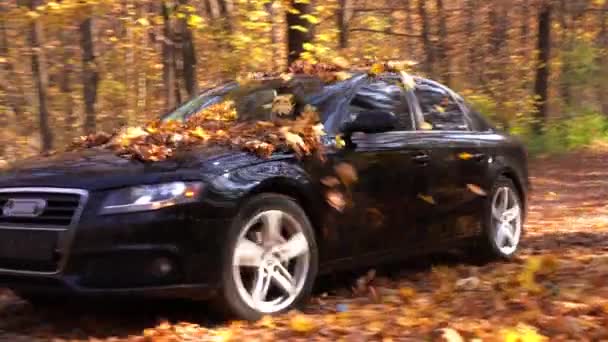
161, 78, 328, 123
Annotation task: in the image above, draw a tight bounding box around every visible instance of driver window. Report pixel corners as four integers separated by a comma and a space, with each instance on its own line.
348, 80, 414, 131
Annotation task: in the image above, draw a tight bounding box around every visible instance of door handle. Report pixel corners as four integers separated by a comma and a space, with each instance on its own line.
412, 153, 430, 164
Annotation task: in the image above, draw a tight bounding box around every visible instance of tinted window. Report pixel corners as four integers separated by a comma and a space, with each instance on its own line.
347, 80, 414, 131
415, 84, 468, 131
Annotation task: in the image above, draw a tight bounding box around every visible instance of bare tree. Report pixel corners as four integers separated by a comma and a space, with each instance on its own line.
80, 16, 98, 135
161, 1, 177, 111
533, 2, 552, 134
418, 0, 434, 77
24, 0, 53, 151
287, 0, 315, 64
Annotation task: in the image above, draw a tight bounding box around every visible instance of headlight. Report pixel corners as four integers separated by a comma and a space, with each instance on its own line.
100, 181, 203, 215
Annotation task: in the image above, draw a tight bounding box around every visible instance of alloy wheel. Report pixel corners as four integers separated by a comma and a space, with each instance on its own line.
231, 210, 310, 313
491, 186, 522, 255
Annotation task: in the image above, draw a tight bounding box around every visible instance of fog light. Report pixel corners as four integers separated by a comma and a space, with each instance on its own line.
150, 257, 173, 277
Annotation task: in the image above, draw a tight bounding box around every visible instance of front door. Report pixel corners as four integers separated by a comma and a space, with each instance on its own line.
318, 76, 423, 264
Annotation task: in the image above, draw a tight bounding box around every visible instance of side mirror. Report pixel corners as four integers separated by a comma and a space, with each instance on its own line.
341, 110, 397, 135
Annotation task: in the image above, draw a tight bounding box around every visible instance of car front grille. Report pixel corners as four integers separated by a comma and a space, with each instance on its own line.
0, 192, 81, 227
0, 188, 88, 274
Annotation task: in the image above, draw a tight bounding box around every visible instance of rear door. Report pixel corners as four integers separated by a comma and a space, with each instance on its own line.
410, 80, 490, 242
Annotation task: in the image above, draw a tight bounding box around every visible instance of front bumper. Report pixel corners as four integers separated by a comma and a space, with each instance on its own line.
0, 188, 233, 299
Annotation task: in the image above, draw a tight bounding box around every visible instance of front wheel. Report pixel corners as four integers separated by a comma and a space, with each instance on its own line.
478, 176, 524, 260
217, 194, 318, 321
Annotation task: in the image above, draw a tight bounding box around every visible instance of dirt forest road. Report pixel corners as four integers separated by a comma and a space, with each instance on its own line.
0, 151, 607, 341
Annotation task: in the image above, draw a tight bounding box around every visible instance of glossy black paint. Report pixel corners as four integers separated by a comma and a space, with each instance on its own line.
0, 73, 529, 298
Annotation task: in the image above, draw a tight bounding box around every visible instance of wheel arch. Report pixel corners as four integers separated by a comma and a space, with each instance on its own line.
243, 177, 324, 239
497, 168, 527, 218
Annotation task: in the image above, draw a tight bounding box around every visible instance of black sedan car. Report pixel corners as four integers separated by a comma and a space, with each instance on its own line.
0, 72, 529, 320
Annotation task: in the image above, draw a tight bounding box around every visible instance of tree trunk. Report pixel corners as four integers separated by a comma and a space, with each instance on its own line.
533, 3, 552, 134
597, 0, 608, 116
162, 1, 176, 111
436, 0, 450, 86
27, 0, 53, 152
177, 0, 198, 97
265, 1, 281, 70
418, 0, 434, 77
465, 0, 477, 82
520, 0, 530, 47
59, 31, 75, 135
80, 17, 98, 135
0, 10, 27, 126
217, 0, 233, 34
403, 0, 414, 58
558, 0, 572, 109
286, 0, 315, 65
337, 0, 349, 49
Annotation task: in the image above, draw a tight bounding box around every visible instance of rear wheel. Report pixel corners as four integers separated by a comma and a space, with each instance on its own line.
217, 194, 318, 321
476, 176, 523, 260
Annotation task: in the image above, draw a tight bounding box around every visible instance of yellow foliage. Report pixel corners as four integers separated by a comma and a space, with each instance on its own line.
289, 313, 316, 334
500, 323, 547, 342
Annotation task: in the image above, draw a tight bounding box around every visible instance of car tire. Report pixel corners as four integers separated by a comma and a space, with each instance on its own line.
215, 193, 318, 321
476, 176, 524, 261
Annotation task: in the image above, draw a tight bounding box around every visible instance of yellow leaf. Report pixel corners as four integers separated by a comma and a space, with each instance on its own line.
335, 135, 346, 149
398, 287, 416, 301
370, 63, 385, 75
500, 323, 547, 342
420, 121, 433, 130
136, 18, 150, 26
187, 14, 204, 27
418, 194, 436, 205
26, 11, 40, 19
300, 14, 320, 24
458, 152, 473, 160
290, 25, 308, 33
290, 313, 316, 334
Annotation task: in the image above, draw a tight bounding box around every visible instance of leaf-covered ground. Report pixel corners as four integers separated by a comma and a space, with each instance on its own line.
0, 151, 607, 341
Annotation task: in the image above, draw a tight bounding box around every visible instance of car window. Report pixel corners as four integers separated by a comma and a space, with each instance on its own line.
414, 85, 468, 131
162, 78, 327, 123
347, 80, 414, 131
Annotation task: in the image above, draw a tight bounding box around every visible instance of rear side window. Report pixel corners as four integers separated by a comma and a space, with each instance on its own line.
415, 85, 468, 131
348, 80, 414, 131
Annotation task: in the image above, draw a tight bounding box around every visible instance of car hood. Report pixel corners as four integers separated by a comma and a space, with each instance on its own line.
0, 147, 268, 190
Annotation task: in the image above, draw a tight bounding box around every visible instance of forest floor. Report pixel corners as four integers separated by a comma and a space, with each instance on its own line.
0, 150, 607, 341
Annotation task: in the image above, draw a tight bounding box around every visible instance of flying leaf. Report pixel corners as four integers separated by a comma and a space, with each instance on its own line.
458, 152, 473, 160
290, 25, 309, 33
321, 176, 340, 187
466, 184, 487, 196
334, 162, 358, 186
326, 190, 346, 212
418, 194, 436, 205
